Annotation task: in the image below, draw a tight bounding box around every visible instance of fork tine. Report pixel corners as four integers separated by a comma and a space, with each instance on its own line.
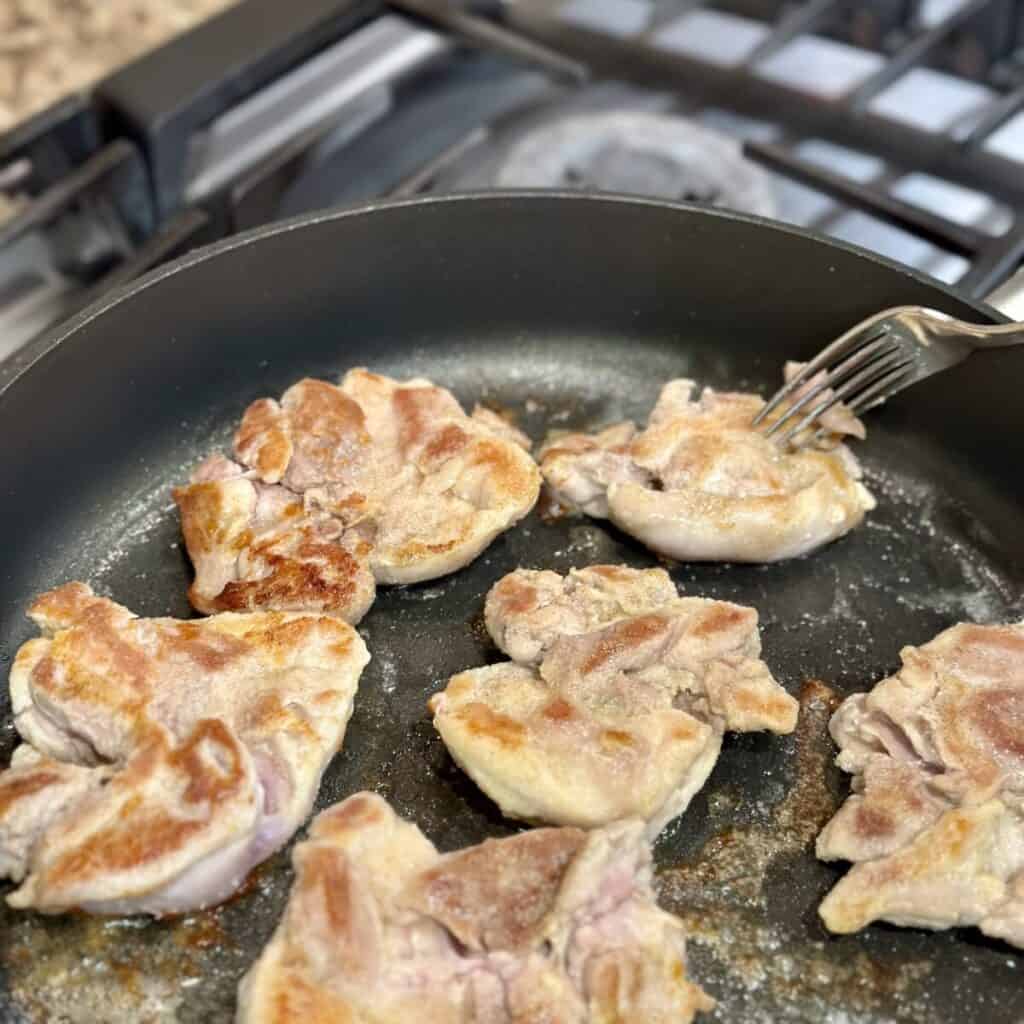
761, 335, 898, 439
808, 362, 915, 446
778, 352, 913, 448
751, 321, 888, 428
845, 363, 916, 416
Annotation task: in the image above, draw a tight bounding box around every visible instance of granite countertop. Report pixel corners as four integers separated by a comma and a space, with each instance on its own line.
0, 0, 239, 133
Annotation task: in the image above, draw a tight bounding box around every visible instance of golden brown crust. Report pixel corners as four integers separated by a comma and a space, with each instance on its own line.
263, 971, 357, 1024
0, 769, 63, 818
406, 829, 586, 953
42, 721, 253, 892
818, 621, 1024, 945
540, 377, 873, 563
392, 385, 461, 455
177, 371, 540, 617
434, 568, 795, 835
715, 682, 797, 726
302, 846, 380, 985
433, 662, 716, 831
819, 802, 1005, 935
421, 422, 469, 463
236, 795, 711, 1024
586, 945, 716, 1021
173, 480, 255, 571
689, 602, 752, 638
586, 564, 639, 581
285, 379, 368, 443
28, 581, 110, 633
206, 528, 372, 618
543, 697, 575, 722
468, 437, 539, 506
489, 576, 540, 616
581, 614, 669, 675
310, 790, 391, 843
453, 702, 527, 751
23, 598, 357, 724
235, 398, 293, 484
235, 380, 371, 489
5, 583, 370, 914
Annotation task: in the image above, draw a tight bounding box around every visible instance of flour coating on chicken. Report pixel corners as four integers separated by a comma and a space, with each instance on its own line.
817, 621, 1024, 947
431, 565, 797, 836
236, 792, 712, 1024
0, 582, 368, 915
540, 376, 874, 563
175, 371, 540, 621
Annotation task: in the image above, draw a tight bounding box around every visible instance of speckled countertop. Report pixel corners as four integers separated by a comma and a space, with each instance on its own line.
0, 0, 239, 133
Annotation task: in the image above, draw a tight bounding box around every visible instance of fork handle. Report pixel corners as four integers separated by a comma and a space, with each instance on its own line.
986, 267, 1024, 321
973, 268, 1024, 344
958, 320, 1024, 348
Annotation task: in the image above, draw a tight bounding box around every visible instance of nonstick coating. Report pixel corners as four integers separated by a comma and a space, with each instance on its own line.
2, 195, 1024, 1023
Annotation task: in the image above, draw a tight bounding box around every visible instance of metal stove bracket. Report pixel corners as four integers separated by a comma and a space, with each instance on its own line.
73, 208, 210, 312
743, 140, 1024, 298
500, 0, 1024, 296
389, 0, 588, 82
0, 140, 208, 361
389, 125, 491, 197
228, 86, 393, 232
98, 0, 383, 220
845, 0, 994, 110
222, 15, 452, 231
0, 96, 100, 197
741, 0, 844, 69
184, 15, 451, 206
0, 140, 150, 252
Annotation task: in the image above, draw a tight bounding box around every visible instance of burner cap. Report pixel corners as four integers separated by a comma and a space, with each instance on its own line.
495, 111, 775, 217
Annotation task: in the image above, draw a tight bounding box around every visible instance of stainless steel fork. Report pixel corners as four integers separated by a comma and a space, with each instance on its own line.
752, 305, 1024, 448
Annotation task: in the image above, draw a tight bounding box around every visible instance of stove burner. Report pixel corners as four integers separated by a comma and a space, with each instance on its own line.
495, 111, 775, 216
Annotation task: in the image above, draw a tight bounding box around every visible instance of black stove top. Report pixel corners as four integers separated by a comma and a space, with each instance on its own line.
3, 0, 1024, 376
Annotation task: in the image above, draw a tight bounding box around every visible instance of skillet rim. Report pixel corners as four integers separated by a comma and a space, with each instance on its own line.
0, 196, 1022, 1024
0, 190, 1008, 400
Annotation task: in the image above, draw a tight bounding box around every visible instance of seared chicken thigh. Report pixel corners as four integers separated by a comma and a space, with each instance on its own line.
431, 566, 797, 836
0, 582, 368, 915
0, 747, 108, 884
236, 792, 712, 1024
818, 622, 1024, 947
175, 371, 540, 621
484, 563, 679, 664
540, 376, 874, 563
175, 452, 377, 622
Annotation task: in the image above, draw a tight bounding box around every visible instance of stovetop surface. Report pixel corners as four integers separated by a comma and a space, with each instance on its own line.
4, 0, 1024, 373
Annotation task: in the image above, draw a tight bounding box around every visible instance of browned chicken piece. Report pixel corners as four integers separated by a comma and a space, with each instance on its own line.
539, 376, 874, 563
470, 404, 533, 451
783, 360, 866, 440
818, 622, 1024, 947
1, 582, 368, 915
339, 370, 540, 584
539, 422, 649, 518
236, 791, 713, 1024
484, 563, 679, 664
175, 452, 377, 622
431, 565, 797, 836
175, 371, 540, 621
0, 747, 109, 884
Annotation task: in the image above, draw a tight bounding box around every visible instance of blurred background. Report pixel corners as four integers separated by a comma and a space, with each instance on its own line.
2, 0, 1024, 366
0, 2, 237, 132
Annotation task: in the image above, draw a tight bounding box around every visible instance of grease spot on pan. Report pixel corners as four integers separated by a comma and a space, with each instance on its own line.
657, 681, 936, 1022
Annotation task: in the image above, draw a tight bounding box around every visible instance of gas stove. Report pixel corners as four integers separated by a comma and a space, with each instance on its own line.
3, 0, 1024, 383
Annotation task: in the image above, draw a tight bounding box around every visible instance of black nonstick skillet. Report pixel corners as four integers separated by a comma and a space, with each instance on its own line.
2, 193, 1023, 1022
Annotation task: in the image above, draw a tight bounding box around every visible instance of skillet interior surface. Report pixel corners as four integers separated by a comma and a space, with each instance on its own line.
1, 195, 1024, 1023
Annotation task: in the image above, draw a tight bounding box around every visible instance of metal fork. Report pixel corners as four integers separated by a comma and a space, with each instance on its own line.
752, 305, 1024, 448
